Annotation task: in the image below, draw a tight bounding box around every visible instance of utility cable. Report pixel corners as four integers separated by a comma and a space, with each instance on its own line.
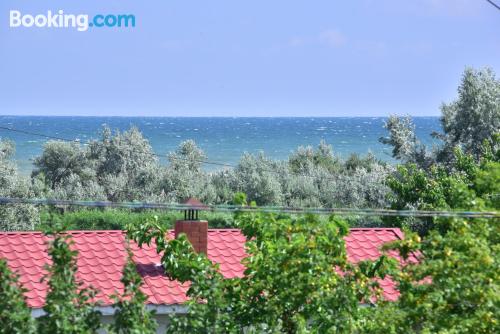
486, 0, 500, 11
0, 125, 370, 181
0, 197, 498, 218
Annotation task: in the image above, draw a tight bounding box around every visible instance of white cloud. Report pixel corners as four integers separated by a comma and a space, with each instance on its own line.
319, 29, 346, 47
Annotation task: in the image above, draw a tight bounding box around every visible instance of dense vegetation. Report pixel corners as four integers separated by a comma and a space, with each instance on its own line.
1, 66, 497, 232
2, 127, 393, 231
0, 227, 157, 334
0, 67, 498, 332
1, 179, 497, 333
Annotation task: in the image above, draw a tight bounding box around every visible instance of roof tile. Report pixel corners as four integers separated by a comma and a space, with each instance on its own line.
0, 228, 410, 307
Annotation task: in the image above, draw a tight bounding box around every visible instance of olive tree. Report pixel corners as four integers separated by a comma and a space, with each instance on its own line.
379, 115, 432, 168
88, 127, 162, 202
232, 152, 284, 205
439, 67, 500, 161
32, 141, 92, 190
0, 139, 39, 231
381, 67, 500, 168
160, 140, 216, 203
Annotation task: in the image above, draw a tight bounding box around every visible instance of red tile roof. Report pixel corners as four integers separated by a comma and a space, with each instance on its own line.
0, 228, 413, 308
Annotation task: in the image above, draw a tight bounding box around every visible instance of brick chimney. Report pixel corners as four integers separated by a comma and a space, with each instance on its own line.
175, 198, 208, 254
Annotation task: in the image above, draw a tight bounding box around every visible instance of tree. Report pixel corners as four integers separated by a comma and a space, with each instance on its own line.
232, 153, 284, 205
32, 141, 92, 190
0, 139, 39, 231
160, 140, 216, 203
31, 141, 105, 201
88, 126, 161, 202
439, 67, 500, 161
32, 126, 163, 203
110, 245, 157, 334
366, 138, 500, 333
385, 137, 499, 234
37, 228, 101, 333
0, 259, 36, 334
369, 215, 500, 334
379, 116, 431, 168
289, 140, 340, 174
127, 195, 395, 333
381, 67, 500, 167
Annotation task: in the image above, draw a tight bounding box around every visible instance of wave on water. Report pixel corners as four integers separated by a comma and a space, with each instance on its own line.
1, 116, 442, 173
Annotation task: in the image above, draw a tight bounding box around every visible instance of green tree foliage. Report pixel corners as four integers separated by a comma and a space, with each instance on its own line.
110, 245, 157, 334
32, 141, 94, 190
161, 139, 216, 203
32, 127, 162, 203
385, 138, 499, 234
0, 259, 36, 334
0, 139, 39, 231
37, 228, 101, 334
381, 67, 500, 167
289, 139, 341, 174
365, 137, 500, 333
127, 195, 396, 333
232, 153, 285, 206
379, 115, 432, 168
89, 127, 162, 202
439, 67, 500, 161
28, 127, 390, 216
37, 208, 180, 231
366, 216, 499, 334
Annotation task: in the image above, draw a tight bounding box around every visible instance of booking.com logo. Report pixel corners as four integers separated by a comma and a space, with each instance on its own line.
9, 10, 135, 32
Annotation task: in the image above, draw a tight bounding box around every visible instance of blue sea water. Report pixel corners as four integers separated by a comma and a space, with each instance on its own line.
0, 116, 442, 174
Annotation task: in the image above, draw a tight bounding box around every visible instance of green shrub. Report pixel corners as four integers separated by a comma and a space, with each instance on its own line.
0, 259, 36, 334
38, 208, 179, 231
37, 208, 237, 230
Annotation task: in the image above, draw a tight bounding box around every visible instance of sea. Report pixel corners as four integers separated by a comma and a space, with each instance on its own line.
0, 116, 442, 174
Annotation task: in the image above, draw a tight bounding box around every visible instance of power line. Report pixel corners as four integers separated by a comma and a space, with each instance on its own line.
0, 125, 236, 168
0, 197, 498, 218
486, 0, 500, 11
0, 125, 81, 143
0, 124, 362, 181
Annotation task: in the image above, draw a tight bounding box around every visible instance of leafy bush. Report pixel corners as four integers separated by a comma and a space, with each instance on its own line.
37, 208, 237, 230
38, 209, 180, 230
28, 128, 391, 213
385, 139, 499, 234
37, 228, 102, 333
110, 245, 157, 334
379, 218, 500, 333
0, 139, 39, 231
0, 259, 36, 334
127, 195, 396, 333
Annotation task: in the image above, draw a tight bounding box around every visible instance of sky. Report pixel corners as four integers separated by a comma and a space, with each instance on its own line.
0, 0, 499, 117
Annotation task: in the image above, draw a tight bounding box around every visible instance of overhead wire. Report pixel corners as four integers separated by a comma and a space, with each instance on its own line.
0, 125, 236, 168
0, 197, 498, 219
486, 0, 500, 11
0, 124, 368, 181
1, 126, 498, 218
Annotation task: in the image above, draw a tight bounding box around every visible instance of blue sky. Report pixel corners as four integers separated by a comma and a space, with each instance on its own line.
0, 0, 499, 117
